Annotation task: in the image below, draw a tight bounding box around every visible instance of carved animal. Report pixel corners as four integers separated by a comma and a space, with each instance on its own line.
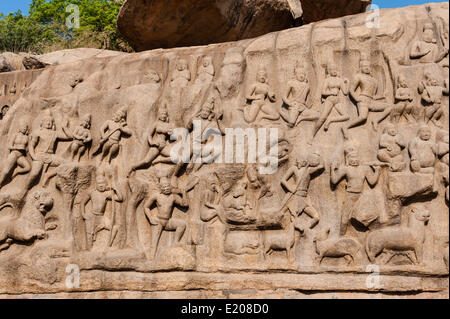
313, 228, 361, 265
262, 217, 303, 262
365, 205, 431, 265
0, 191, 53, 252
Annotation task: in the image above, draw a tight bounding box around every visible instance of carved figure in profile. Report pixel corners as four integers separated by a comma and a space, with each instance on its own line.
194, 56, 215, 85
408, 126, 437, 175
143, 177, 189, 259
418, 71, 449, 128
0, 121, 31, 190
280, 152, 324, 230
200, 173, 224, 223
65, 113, 92, 162
279, 64, 318, 127
0, 191, 53, 252
377, 123, 407, 172
26, 110, 71, 189
312, 63, 349, 139
342, 56, 393, 138
170, 59, 191, 88
127, 103, 175, 176
80, 170, 123, 249
93, 107, 132, 164
331, 144, 381, 236
313, 227, 361, 265
243, 66, 279, 124
410, 23, 448, 64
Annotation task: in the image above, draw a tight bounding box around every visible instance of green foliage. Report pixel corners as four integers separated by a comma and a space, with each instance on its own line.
0, 0, 131, 54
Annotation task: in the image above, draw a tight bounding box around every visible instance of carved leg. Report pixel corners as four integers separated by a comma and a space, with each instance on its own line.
312, 99, 334, 137
0, 155, 16, 187
324, 102, 349, 131
166, 218, 187, 244
127, 148, 160, 177
13, 156, 31, 178
151, 224, 164, 259
342, 104, 369, 139
108, 144, 120, 164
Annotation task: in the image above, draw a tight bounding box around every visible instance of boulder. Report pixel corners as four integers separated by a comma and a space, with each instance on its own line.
117, 0, 371, 51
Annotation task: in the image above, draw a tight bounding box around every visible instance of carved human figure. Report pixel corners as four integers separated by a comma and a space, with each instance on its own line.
194, 56, 215, 85
0, 121, 31, 189
170, 59, 191, 88
245, 163, 273, 210
186, 96, 224, 173
418, 71, 449, 127
312, 63, 350, 139
408, 126, 437, 174
200, 173, 224, 222
143, 177, 189, 259
342, 57, 393, 138
331, 145, 381, 236
243, 67, 279, 124
127, 104, 175, 176
377, 123, 407, 172
437, 131, 449, 202
94, 107, 132, 164
279, 65, 318, 127
65, 114, 92, 162
280, 152, 324, 230
26, 110, 71, 189
410, 23, 448, 64
80, 171, 124, 249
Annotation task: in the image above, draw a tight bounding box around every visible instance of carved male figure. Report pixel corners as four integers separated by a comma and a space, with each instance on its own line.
342, 56, 392, 138
410, 23, 448, 64
0, 121, 31, 189
66, 113, 92, 162
377, 123, 406, 172
26, 110, 71, 189
194, 56, 215, 85
80, 171, 124, 249
331, 145, 381, 235
170, 59, 191, 88
418, 71, 449, 127
143, 178, 189, 259
312, 63, 350, 139
200, 173, 224, 222
280, 64, 318, 127
244, 67, 279, 123
409, 126, 437, 174
280, 152, 324, 230
95, 107, 132, 164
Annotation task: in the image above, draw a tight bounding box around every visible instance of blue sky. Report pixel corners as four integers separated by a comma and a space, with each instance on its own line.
0, 0, 448, 14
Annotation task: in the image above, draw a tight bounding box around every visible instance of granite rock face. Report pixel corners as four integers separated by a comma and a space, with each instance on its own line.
117, 0, 372, 51
0, 3, 449, 299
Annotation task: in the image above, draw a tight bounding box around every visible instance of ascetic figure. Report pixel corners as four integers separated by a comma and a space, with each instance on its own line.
143, 178, 189, 259
331, 145, 381, 235
0, 121, 31, 189
410, 23, 448, 64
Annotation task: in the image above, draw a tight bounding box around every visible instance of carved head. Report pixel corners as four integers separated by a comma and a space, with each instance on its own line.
81, 114, 91, 129
397, 74, 408, 88
384, 123, 398, 137
201, 56, 212, 67
307, 152, 321, 167
418, 126, 431, 141
96, 174, 107, 192
113, 108, 127, 123
256, 67, 268, 83
233, 180, 247, 198
360, 60, 371, 75
18, 121, 29, 135
40, 111, 55, 130
200, 97, 215, 120
296, 156, 308, 168
0, 105, 9, 118
158, 104, 169, 122
176, 59, 188, 71
327, 64, 338, 77
423, 23, 437, 43
410, 205, 431, 224
144, 70, 161, 83
295, 66, 308, 82
33, 191, 54, 215
159, 178, 172, 195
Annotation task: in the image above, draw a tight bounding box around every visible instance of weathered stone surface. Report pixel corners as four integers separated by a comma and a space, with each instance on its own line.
117, 0, 371, 51
0, 3, 449, 299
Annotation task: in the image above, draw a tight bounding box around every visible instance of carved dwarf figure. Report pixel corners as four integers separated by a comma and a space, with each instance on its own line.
408, 126, 437, 174
80, 171, 124, 249
280, 64, 318, 127
244, 67, 279, 124
342, 56, 393, 138
170, 59, 191, 88
331, 145, 381, 236
418, 71, 449, 127
0, 121, 31, 189
65, 113, 92, 162
410, 23, 448, 64
127, 104, 175, 176
377, 123, 407, 172
194, 56, 215, 85
143, 177, 189, 259
26, 110, 71, 189
312, 63, 350, 138
94, 107, 132, 164
280, 152, 324, 230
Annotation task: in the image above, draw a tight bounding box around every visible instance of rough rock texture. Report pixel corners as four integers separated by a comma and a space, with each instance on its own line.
0, 3, 449, 299
117, 0, 371, 51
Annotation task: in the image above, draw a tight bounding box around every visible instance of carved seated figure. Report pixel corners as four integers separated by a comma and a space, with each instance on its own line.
194, 56, 214, 85
65, 114, 92, 162
418, 71, 449, 128
377, 123, 406, 172
408, 126, 437, 174
222, 180, 256, 225
170, 59, 191, 88
410, 23, 447, 64
243, 67, 279, 124
391, 74, 414, 123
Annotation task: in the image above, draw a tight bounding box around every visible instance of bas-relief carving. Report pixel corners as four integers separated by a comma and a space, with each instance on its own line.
0, 4, 448, 296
